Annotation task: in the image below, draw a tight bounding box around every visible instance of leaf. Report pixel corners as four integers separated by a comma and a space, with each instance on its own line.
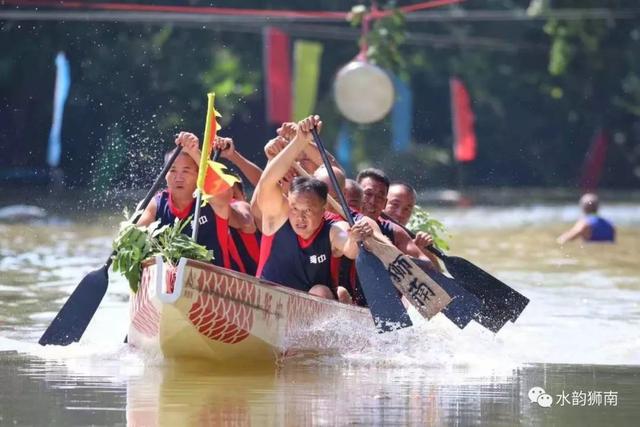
407, 205, 451, 251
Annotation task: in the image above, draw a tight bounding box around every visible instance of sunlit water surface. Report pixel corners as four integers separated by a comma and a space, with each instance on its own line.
1, 203, 638, 425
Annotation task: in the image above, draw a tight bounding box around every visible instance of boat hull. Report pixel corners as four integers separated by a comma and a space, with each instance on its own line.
128, 257, 373, 364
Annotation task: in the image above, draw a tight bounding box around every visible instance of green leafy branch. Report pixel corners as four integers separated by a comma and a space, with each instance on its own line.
112, 210, 212, 293
349, 2, 408, 77
406, 205, 450, 251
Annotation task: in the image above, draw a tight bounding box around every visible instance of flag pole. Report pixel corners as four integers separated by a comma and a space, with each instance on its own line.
192, 93, 217, 241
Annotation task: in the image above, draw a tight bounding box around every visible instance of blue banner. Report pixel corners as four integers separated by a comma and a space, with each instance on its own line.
391, 75, 412, 153
47, 52, 71, 168
336, 121, 352, 173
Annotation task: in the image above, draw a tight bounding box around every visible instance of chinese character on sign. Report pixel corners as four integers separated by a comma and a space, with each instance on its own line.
587, 391, 602, 406
408, 278, 436, 306
572, 390, 587, 407
556, 391, 570, 407
604, 391, 618, 406
387, 255, 413, 282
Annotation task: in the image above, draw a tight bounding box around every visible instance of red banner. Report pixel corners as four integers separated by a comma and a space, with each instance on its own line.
450, 77, 477, 163
580, 128, 609, 191
264, 27, 291, 123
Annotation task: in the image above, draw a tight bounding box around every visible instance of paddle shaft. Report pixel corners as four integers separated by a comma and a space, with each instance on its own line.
191, 149, 221, 240
310, 129, 354, 227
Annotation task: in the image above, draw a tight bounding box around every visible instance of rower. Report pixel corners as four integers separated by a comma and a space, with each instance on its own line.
312, 166, 369, 306
136, 132, 235, 269
213, 136, 262, 275
253, 115, 373, 302
344, 179, 363, 212
384, 182, 440, 268
356, 168, 435, 267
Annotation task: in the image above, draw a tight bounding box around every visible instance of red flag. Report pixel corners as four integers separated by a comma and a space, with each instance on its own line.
450, 77, 477, 162
201, 161, 239, 199
264, 27, 291, 123
580, 128, 609, 191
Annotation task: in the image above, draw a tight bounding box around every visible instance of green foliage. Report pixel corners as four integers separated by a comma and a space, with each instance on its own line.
152, 216, 213, 268
112, 212, 212, 293
111, 217, 153, 293
2, 1, 639, 188
540, 3, 640, 180
349, 2, 407, 77
406, 206, 450, 251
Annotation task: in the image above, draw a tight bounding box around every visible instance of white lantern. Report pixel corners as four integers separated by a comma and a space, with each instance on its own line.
334, 60, 395, 124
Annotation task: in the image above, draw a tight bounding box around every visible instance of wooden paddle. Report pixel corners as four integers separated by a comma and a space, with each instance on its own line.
296, 164, 482, 328
380, 212, 530, 332
296, 161, 485, 329
307, 129, 411, 331
39, 146, 184, 346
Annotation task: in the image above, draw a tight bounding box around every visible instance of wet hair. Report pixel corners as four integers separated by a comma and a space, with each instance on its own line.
580, 193, 599, 214
356, 168, 390, 190
390, 181, 417, 198
289, 176, 328, 202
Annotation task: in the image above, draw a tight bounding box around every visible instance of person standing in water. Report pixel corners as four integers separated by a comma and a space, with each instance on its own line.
557, 193, 615, 244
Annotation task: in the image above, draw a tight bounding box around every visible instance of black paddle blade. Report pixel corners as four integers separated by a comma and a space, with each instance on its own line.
356, 248, 413, 333
411, 258, 481, 329
38, 266, 109, 346
442, 255, 529, 331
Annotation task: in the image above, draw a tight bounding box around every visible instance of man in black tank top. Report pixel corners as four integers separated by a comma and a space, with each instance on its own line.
253, 115, 373, 301
136, 132, 235, 269
383, 182, 441, 269
356, 168, 436, 268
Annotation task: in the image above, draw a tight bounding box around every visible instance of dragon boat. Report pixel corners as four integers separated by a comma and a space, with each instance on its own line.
127, 257, 374, 365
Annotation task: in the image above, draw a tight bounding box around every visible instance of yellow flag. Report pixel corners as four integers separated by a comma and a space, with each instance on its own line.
196, 93, 239, 201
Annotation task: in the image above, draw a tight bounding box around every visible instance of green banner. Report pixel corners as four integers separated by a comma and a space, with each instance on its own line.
293, 40, 323, 121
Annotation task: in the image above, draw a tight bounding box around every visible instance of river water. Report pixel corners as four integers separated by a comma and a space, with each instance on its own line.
0, 201, 638, 425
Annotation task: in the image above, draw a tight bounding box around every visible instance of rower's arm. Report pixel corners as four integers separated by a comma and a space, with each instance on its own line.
255, 116, 318, 222
331, 217, 376, 259
225, 146, 263, 188
557, 219, 589, 244
330, 221, 353, 258
393, 225, 435, 269
205, 188, 233, 220
178, 133, 233, 221
302, 141, 343, 172
135, 197, 158, 227
228, 200, 257, 233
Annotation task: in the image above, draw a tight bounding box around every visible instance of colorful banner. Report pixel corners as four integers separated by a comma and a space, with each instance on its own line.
293, 40, 323, 120
580, 128, 609, 191
391, 75, 412, 152
450, 77, 477, 163
263, 27, 291, 123
197, 93, 239, 201
47, 51, 71, 168
336, 121, 352, 173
